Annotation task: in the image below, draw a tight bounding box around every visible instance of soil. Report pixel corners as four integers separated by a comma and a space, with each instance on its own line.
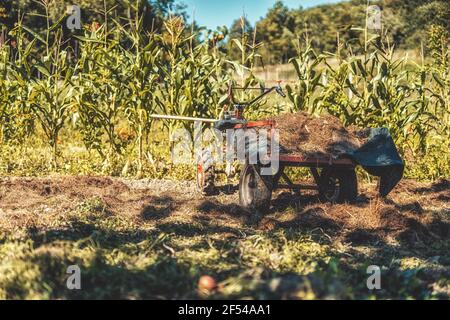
269, 112, 367, 157
0, 176, 448, 247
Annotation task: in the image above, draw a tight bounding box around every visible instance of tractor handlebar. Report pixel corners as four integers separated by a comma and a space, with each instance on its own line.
228, 82, 286, 107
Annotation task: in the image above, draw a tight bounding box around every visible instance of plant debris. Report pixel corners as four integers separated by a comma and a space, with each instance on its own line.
269, 112, 367, 157
0, 176, 448, 299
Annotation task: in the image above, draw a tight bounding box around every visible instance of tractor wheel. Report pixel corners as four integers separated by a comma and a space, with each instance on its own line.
239, 164, 273, 212
318, 168, 357, 203
196, 149, 215, 196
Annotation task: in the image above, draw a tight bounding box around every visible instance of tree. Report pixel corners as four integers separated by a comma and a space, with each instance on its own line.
256, 1, 296, 64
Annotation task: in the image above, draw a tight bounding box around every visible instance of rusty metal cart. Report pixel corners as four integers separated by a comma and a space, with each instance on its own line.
197, 118, 358, 212
194, 84, 359, 212
152, 83, 403, 212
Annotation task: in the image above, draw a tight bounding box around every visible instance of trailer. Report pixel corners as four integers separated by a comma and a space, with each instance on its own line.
152, 82, 404, 212
196, 118, 359, 212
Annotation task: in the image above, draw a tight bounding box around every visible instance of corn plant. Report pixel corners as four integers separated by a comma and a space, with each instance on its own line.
117, 0, 161, 175
13, 5, 76, 165
28, 36, 76, 164
0, 1, 447, 180
0, 21, 36, 145
75, 25, 129, 160
228, 16, 262, 90
0, 76, 36, 145
285, 45, 323, 114
155, 17, 230, 132
227, 16, 273, 120
286, 27, 449, 178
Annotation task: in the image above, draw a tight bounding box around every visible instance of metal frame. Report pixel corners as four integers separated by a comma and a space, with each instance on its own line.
233, 120, 356, 194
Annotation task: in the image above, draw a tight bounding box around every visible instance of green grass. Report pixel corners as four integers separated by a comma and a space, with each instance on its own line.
0, 195, 448, 300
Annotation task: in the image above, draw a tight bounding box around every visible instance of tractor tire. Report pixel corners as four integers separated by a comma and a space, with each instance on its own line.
239, 164, 273, 212
318, 167, 358, 203
196, 148, 216, 196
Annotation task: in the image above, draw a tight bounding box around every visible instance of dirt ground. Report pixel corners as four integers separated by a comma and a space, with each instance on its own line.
0, 175, 448, 299
0, 176, 447, 245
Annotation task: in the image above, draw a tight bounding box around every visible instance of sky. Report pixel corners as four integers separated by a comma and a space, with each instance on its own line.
181, 0, 342, 30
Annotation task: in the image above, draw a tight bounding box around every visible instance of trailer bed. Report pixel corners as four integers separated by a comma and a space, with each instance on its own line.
238, 120, 356, 169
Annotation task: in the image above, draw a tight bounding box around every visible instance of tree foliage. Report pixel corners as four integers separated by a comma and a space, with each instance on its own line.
226, 0, 450, 63
0, 0, 184, 32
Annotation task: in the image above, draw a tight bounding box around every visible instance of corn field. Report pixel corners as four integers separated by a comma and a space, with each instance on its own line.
0, 2, 449, 180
